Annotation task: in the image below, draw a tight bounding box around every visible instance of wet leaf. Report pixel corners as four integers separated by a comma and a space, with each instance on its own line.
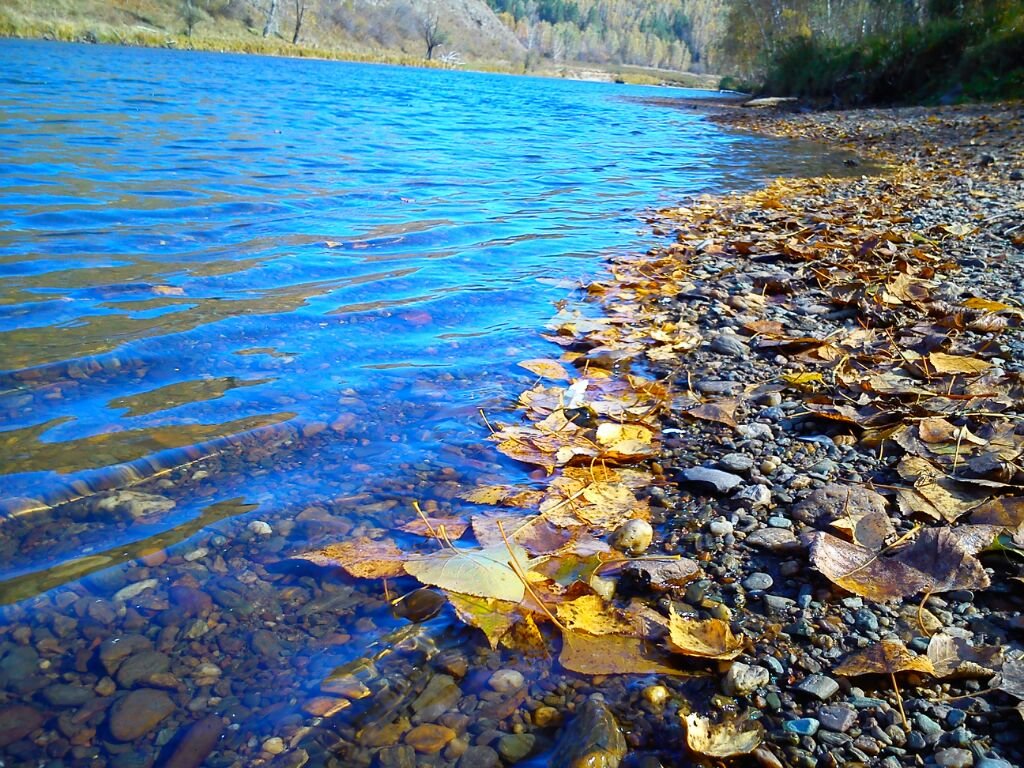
926, 632, 1003, 679
666, 610, 744, 660
834, 638, 935, 677
446, 592, 519, 649
995, 658, 1024, 700
555, 595, 636, 636
683, 712, 764, 758
294, 538, 405, 579
594, 422, 658, 463
404, 544, 531, 602
559, 631, 687, 676
518, 358, 572, 381
399, 516, 469, 541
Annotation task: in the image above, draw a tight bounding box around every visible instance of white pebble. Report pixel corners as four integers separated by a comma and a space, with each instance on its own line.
247, 520, 273, 536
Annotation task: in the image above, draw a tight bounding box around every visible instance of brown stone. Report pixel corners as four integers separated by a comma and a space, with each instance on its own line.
163, 715, 224, 768
405, 724, 456, 754
108, 689, 175, 741
0, 704, 44, 747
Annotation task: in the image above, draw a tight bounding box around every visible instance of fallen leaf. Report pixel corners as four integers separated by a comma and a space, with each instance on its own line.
518, 358, 572, 381
666, 611, 744, 660
926, 632, 1003, 679
399, 516, 469, 541
594, 422, 658, 463
807, 527, 990, 601
685, 399, 739, 428
996, 658, 1024, 700
446, 592, 520, 649
834, 638, 935, 677
927, 352, 991, 375
294, 538, 405, 578
559, 631, 687, 676
683, 712, 764, 758
555, 595, 636, 636
404, 544, 531, 602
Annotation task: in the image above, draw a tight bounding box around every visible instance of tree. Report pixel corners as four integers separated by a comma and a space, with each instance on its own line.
183, 0, 200, 39
263, 0, 278, 37
421, 8, 449, 59
292, 0, 306, 43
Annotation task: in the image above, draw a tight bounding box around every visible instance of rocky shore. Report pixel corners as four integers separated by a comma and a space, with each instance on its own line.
2, 102, 1023, 768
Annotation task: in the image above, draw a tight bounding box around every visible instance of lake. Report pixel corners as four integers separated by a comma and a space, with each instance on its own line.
0, 39, 850, 766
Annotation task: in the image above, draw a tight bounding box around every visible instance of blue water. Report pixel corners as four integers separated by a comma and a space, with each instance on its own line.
0, 40, 849, 765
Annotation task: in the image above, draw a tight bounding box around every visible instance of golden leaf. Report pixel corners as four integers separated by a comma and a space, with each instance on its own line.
559, 631, 688, 676
666, 611, 744, 660
555, 595, 636, 636
518, 358, 572, 381
293, 538, 405, 579
835, 638, 935, 677
683, 712, 764, 758
927, 352, 991, 375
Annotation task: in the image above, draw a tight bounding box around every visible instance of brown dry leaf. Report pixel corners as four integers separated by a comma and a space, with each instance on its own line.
470, 513, 574, 554
294, 537, 405, 578
807, 528, 990, 601
666, 610, 744, 660
896, 456, 988, 523
683, 712, 764, 758
926, 632, 1003, 679
835, 638, 935, 677
446, 592, 519, 649
685, 399, 738, 428
970, 496, 1024, 545
829, 510, 897, 551
559, 631, 688, 676
996, 658, 1024, 700
927, 352, 991, 375
399, 517, 469, 541
555, 594, 636, 636
518, 358, 572, 381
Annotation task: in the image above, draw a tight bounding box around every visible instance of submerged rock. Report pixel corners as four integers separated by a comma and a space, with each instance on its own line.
551, 699, 627, 768
163, 715, 224, 768
108, 689, 175, 741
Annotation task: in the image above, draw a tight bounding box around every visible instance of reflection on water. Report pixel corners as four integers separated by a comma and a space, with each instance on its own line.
0, 39, 860, 766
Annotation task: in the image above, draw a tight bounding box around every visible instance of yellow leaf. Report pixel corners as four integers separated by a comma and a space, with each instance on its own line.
293, 538, 405, 579
781, 371, 824, 388
683, 712, 764, 758
404, 544, 531, 602
927, 352, 991, 375
518, 358, 572, 381
962, 297, 1018, 313
555, 595, 636, 636
666, 610, 744, 660
559, 631, 688, 676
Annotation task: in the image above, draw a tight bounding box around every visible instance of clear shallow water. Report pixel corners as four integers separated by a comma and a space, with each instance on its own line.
0, 40, 852, 765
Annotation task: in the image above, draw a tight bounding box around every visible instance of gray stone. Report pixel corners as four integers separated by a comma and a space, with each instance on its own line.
723, 662, 770, 696
99, 635, 154, 677
737, 423, 774, 440
975, 759, 1013, 768
458, 746, 500, 768
116, 651, 171, 688
795, 675, 840, 700
710, 333, 749, 357
42, 683, 93, 707
742, 573, 774, 591
935, 748, 974, 768
497, 733, 535, 763
681, 467, 744, 494
551, 699, 627, 768
163, 715, 224, 768
817, 704, 857, 732
708, 518, 734, 537
113, 579, 158, 603
719, 453, 754, 473
97, 490, 175, 519
487, 669, 524, 693
411, 674, 460, 722
915, 713, 943, 745
745, 528, 801, 553
0, 704, 44, 747
736, 484, 772, 509
108, 689, 175, 741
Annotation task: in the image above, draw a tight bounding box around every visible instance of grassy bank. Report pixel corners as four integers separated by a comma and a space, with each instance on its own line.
761, 5, 1024, 105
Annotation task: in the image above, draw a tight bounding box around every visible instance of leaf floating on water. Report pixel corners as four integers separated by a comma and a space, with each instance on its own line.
559, 630, 688, 676
594, 422, 658, 463
683, 711, 764, 758
834, 638, 935, 677
399, 516, 470, 541
518, 358, 572, 381
445, 591, 520, 649
554, 594, 635, 636
666, 610, 744, 660
403, 543, 531, 602
294, 537, 405, 579
926, 632, 1003, 679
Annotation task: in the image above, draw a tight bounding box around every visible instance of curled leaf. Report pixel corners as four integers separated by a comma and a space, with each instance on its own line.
835, 638, 935, 677
666, 611, 744, 660
683, 712, 764, 758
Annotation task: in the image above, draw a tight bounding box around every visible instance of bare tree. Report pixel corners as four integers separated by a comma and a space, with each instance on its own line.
292, 0, 306, 43
421, 9, 449, 60
263, 0, 278, 37
183, 0, 200, 39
